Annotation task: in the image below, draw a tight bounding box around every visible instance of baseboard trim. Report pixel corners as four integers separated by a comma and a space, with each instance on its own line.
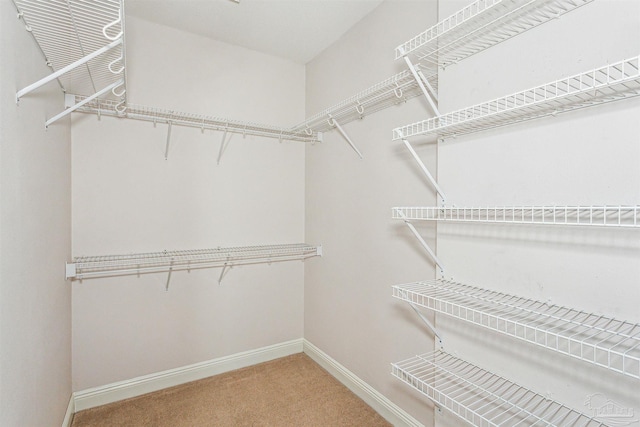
73, 338, 304, 412
61, 394, 75, 427
303, 340, 424, 427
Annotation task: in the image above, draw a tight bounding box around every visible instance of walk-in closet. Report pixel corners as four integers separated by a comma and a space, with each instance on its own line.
1, 0, 638, 426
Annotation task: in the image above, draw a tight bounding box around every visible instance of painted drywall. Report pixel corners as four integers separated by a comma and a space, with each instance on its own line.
432, 1, 640, 426
305, 1, 441, 425
0, 2, 72, 426
71, 17, 307, 391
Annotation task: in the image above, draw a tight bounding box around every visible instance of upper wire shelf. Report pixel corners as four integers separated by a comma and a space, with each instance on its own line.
395, 0, 595, 68
71, 96, 321, 143
394, 280, 640, 378
392, 349, 607, 426
392, 206, 640, 228
66, 243, 322, 280
392, 56, 640, 140
291, 66, 438, 134
14, 0, 127, 108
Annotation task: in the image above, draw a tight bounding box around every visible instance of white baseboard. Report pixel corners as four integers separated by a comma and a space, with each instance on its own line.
61, 394, 75, 427
73, 338, 303, 412
303, 340, 424, 427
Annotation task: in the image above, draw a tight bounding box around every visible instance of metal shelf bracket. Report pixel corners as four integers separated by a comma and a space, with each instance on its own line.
328, 115, 363, 159
397, 130, 446, 205
402, 54, 440, 116
395, 208, 445, 277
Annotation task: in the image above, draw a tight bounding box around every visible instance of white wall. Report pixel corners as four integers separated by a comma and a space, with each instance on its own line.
433, 0, 640, 426
71, 17, 307, 391
0, 2, 72, 426
305, 1, 440, 425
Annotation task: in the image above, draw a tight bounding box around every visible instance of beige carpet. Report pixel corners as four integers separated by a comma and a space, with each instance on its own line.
71, 353, 392, 426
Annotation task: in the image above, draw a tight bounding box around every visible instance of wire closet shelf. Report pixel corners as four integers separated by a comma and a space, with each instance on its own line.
394, 280, 640, 379
66, 243, 322, 280
392, 350, 607, 427
13, 0, 127, 113
71, 97, 321, 143
392, 206, 640, 228
395, 0, 595, 67
392, 55, 640, 141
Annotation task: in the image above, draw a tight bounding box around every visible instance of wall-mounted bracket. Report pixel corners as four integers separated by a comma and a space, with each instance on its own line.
46, 79, 122, 128
217, 126, 230, 165
165, 258, 174, 291
398, 131, 446, 205
395, 208, 445, 277
328, 115, 363, 159
402, 55, 439, 116
218, 262, 231, 285
400, 289, 443, 347
164, 121, 173, 160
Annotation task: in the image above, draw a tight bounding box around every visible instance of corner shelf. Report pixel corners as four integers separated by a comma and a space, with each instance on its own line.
392, 350, 606, 426
66, 243, 322, 280
392, 206, 640, 228
392, 55, 640, 140
394, 279, 640, 379
395, 0, 595, 67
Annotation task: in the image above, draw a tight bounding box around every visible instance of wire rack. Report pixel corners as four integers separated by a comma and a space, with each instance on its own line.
392, 56, 640, 140
392, 350, 607, 427
292, 67, 437, 134
66, 243, 322, 280
392, 206, 640, 228
395, 0, 594, 67
72, 97, 321, 143
13, 0, 126, 103
394, 280, 640, 378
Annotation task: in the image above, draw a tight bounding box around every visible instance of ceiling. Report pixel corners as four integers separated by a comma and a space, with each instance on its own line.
125, 0, 385, 64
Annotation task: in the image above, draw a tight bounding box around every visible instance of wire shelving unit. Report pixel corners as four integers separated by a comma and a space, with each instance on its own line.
13, 0, 127, 126
392, 206, 640, 228
392, 56, 640, 140
66, 243, 322, 280
71, 97, 321, 143
395, 0, 595, 67
394, 279, 640, 379
392, 350, 607, 427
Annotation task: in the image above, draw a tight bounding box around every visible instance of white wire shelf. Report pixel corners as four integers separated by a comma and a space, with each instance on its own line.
392, 350, 606, 427
395, 0, 594, 67
66, 243, 322, 280
394, 280, 640, 379
292, 67, 437, 134
71, 97, 321, 143
392, 206, 640, 228
392, 56, 640, 141
14, 0, 127, 105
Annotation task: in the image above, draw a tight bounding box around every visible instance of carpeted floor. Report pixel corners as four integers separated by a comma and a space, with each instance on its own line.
71, 353, 392, 426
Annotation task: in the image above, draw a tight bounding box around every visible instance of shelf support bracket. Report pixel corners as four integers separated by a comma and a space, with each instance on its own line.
165, 258, 174, 291
16, 38, 122, 104
417, 69, 438, 102
217, 126, 229, 165
403, 55, 439, 116
328, 115, 363, 159
218, 263, 231, 285
45, 79, 122, 128
395, 209, 445, 277
400, 289, 443, 347
165, 121, 173, 160
399, 132, 446, 205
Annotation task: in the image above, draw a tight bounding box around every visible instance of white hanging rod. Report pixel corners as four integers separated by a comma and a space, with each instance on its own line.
393, 206, 640, 228
292, 67, 437, 134
392, 350, 606, 426
393, 55, 640, 141
70, 97, 321, 144
395, 0, 595, 68
13, 0, 127, 106
66, 243, 322, 280
394, 280, 640, 379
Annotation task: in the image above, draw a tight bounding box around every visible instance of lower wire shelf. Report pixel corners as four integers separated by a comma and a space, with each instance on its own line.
392, 350, 607, 427
66, 243, 322, 280
393, 280, 640, 379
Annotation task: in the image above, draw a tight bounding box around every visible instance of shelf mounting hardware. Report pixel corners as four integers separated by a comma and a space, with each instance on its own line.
47, 79, 123, 128
395, 208, 445, 277
399, 288, 443, 347
402, 53, 439, 116
218, 263, 231, 285
328, 114, 363, 159
165, 120, 173, 160
16, 38, 123, 104
218, 125, 230, 165
397, 130, 446, 205
165, 257, 174, 291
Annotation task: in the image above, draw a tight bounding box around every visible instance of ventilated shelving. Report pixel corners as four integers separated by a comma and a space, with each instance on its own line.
392, 206, 640, 228
392, 350, 606, 427
395, 0, 595, 68
393, 55, 640, 140
13, 0, 127, 127
66, 243, 322, 281
394, 280, 640, 379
